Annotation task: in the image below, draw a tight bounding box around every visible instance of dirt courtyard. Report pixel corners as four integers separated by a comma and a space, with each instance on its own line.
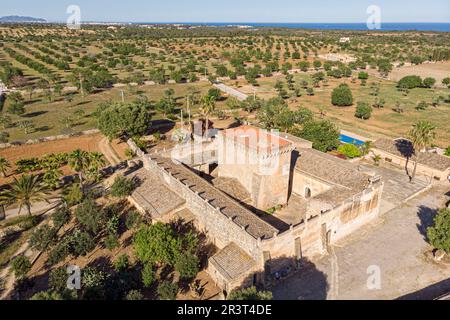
272, 184, 450, 300
384, 62, 450, 86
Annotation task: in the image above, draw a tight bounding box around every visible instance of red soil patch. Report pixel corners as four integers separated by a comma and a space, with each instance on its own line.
0, 134, 103, 185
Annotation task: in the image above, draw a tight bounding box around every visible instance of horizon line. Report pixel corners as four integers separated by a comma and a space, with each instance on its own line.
19, 20, 450, 24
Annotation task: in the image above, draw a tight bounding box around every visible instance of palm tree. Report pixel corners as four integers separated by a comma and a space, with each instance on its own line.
86, 152, 106, 182
42, 168, 63, 190
0, 174, 50, 216
408, 121, 436, 183
68, 150, 105, 190
361, 141, 374, 156
200, 95, 216, 138
0, 157, 11, 178
68, 149, 89, 189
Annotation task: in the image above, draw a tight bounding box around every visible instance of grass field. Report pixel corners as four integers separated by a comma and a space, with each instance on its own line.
2, 81, 219, 141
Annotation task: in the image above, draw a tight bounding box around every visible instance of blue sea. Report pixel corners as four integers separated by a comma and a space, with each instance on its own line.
137, 22, 450, 32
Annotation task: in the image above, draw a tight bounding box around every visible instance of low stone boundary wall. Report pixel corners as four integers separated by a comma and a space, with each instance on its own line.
0, 129, 100, 150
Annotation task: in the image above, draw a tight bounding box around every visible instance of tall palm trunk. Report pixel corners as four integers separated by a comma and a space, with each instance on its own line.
78, 172, 84, 192
410, 153, 420, 183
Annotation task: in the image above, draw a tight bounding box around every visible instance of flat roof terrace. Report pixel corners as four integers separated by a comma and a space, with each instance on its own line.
220, 125, 293, 154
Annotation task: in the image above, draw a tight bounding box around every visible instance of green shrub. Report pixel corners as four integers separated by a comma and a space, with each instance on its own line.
445, 147, 450, 157
18, 215, 39, 230
70, 229, 95, 257
75, 197, 104, 234
106, 215, 120, 235
29, 225, 57, 251
114, 254, 130, 272
104, 234, 120, 250
227, 286, 273, 300
175, 252, 199, 280
293, 120, 340, 152
110, 176, 136, 198
82, 267, 108, 291
30, 291, 63, 300
133, 222, 179, 266
141, 263, 156, 287
11, 255, 31, 278
124, 148, 135, 159
125, 290, 144, 300
157, 281, 178, 300
338, 144, 362, 159
52, 207, 71, 229
354, 102, 373, 120
397, 75, 422, 89
63, 184, 84, 207
423, 77, 436, 88
416, 101, 429, 111
331, 84, 353, 106
427, 208, 450, 253
443, 77, 450, 88
358, 71, 369, 80
49, 267, 69, 294
47, 239, 71, 266
125, 210, 142, 230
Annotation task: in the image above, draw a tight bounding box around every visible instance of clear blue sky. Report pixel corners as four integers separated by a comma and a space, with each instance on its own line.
1, 0, 449, 23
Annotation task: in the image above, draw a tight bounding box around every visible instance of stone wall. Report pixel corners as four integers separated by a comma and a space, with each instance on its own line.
140, 153, 384, 290
142, 155, 264, 264
217, 132, 293, 210
292, 171, 332, 198
371, 148, 448, 182
0, 129, 100, 150
261, 181, 384, 269
126, 138, 145, 158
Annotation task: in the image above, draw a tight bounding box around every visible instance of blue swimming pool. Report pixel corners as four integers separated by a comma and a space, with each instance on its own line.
340, 134, 365, 146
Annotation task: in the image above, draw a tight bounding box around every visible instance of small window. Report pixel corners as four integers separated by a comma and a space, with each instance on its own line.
385, 158, 392, 163
305, 188, 312, 199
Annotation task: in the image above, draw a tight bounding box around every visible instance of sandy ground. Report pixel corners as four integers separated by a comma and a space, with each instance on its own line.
379, 62, 450, 87
272, 183, 450, 300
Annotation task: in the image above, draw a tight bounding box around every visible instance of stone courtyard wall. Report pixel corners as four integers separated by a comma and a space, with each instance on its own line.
261, 181, 384, 269
143, 155, 264, 265
371, 148, 448, 182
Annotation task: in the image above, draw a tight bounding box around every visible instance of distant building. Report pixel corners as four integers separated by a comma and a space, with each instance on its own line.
372, 138, 450, 182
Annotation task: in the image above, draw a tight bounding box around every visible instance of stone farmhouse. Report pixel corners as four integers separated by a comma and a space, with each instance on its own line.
128, 125, 384, 294
372, 138, 450, 182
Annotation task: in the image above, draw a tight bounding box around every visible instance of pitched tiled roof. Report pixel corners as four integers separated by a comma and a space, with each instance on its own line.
149, 155, 279, 239
374, 138, 450, 171
209, 243, 256, 282
296, 148, 371, 192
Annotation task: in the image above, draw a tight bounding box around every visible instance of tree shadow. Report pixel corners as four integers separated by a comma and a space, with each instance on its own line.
22, 111, 48, 118
396, 278, 450, 300
24, 99, 42, 106
416, 205, 438, 241
35, 126, 51, 132
75, 100, 91, 107
394, 139, 415, 179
